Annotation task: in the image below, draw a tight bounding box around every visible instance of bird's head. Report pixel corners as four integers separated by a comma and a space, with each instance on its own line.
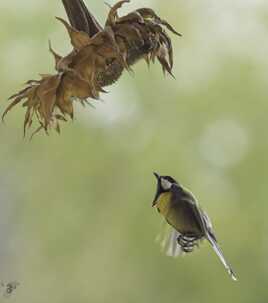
152, 172, 179, 206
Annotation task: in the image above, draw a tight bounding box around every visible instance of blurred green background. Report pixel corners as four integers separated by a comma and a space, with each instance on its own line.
1, 0, 268, 302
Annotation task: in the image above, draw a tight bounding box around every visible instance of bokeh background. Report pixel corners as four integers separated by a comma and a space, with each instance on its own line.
0, 0, 268, 302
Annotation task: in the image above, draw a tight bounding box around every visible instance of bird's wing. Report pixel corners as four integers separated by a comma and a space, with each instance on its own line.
166, 228, 184, 257
156, 220, 184, 257
62, 0, 103, 37
187, 193, 237, 280
171, 185, 207, 235
206, 230, 237, 281
173, 185, 237, 280
178, 187, 217, 239
199, 209, 237, 280
201, 209, 218, 242
202, 211, 237, 280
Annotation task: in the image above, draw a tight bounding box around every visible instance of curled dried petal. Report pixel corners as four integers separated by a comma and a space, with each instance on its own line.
2, 95, 25, 122
56, 17, 92, 50
48, 40, 62, 71
117, 12, 144, 24
159, 19, 182, 37
159, 32, 173, 68
105, 0, 130, 26
136, 8, 159, 20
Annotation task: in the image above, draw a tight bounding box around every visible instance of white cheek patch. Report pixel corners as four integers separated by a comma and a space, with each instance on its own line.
161, 178, 172, 190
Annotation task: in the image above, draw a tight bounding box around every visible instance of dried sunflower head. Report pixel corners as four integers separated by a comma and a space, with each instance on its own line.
3, 0, 181, 137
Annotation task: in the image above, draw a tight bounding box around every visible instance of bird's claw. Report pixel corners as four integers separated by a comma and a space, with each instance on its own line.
177, 234, 199, 253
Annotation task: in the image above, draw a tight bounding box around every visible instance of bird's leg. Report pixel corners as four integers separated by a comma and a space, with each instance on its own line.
177, 234, 199, 253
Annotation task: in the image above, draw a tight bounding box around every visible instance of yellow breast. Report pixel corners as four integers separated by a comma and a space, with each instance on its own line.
155, 191, 197, 234
155, 192, 173, 217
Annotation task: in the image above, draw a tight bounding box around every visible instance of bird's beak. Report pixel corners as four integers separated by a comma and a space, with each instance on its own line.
152, 172, 160, 207
153, 172, 160, 180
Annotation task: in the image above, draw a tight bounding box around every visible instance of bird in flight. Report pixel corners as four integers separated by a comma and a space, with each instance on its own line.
152, 172, 237, 281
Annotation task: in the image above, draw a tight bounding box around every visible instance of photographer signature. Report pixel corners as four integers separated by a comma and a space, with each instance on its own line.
0, 281, 19, 298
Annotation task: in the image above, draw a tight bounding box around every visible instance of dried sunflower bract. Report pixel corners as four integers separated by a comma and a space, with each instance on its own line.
3, 0, 181, 136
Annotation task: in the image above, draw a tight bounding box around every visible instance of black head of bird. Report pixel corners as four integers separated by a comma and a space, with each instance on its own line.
152, 172, 237, 281
152, 172, 180, 206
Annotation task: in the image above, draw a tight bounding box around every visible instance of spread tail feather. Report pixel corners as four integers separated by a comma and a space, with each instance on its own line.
206, 233, 237, 281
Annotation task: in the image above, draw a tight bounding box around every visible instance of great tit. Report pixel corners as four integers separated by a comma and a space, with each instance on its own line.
152, 172, 237, 281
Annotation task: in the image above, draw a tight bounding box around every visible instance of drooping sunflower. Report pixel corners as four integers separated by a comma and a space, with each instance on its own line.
3, 0, 181, 136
